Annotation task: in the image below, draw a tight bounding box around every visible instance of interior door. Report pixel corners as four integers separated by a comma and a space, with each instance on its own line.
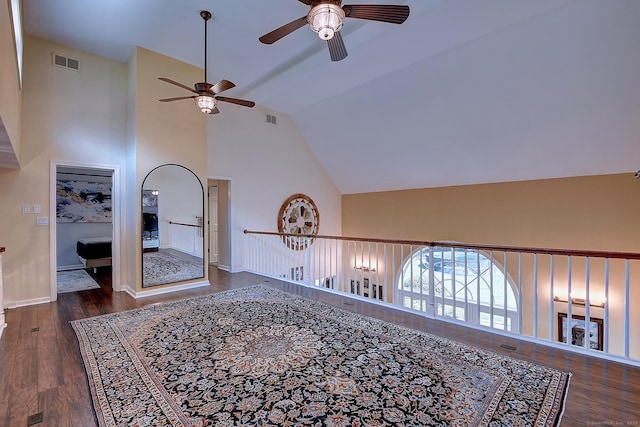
208, 184, 219, 264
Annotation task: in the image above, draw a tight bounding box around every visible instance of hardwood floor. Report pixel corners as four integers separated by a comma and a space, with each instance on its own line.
1, 266, 639, 426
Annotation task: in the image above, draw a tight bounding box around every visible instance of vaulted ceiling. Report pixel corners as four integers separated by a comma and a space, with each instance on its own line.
22, 0, 640, 193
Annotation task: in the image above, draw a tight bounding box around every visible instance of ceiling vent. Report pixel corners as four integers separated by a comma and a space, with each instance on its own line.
52, 53, 80, 71
266, 113, 277, 125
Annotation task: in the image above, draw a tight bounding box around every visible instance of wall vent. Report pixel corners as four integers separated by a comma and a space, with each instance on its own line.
52, 53, 80, 71
266, 113, 277, 125
27, 412, 44, 425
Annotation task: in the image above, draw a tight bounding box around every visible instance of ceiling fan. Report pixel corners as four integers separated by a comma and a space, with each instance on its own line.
259, 0, 410, 61
159, 11, 255, 114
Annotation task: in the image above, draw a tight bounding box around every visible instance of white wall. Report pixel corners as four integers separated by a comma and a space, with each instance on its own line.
208, 106, 342, 272
57, 223, 113, 268
143, 164, 203, 250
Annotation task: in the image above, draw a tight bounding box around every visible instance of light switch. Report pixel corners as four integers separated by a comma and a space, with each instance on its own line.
36, 216, 49, 226
33, 204, 41, 214
22, 204, 30, 214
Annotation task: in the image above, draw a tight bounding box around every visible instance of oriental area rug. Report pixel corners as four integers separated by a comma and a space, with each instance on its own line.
142, 250, 203, 287
71, 285, 570, 426
57, 269, 101, 293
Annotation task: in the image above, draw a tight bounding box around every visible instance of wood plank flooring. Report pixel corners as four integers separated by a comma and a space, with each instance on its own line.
0, 266, 639, 426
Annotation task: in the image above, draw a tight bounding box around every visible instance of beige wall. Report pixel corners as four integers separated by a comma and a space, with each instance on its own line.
0, 40, 209, 304
0, 36, 128, 305
343, 173, 640, 356
0, 0, 22, 165
343, 174, 640, 252
132, 47, 208, 292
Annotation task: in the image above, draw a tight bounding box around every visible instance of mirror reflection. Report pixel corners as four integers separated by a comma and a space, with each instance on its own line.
142, 164, 204, 287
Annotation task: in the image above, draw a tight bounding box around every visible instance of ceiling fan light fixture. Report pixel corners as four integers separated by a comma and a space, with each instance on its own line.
308, 3, 345, 40
195, 95, 216, 114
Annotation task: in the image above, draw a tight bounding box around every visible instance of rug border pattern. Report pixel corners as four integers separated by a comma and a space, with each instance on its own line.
71, 284, 571, 426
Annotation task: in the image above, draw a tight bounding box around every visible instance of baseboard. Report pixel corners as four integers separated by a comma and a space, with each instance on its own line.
217, 264, 231, 272
124, 280, 210, 299
5, 296, 52, 309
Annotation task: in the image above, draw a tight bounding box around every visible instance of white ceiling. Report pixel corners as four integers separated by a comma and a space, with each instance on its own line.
22, 0, 640, 193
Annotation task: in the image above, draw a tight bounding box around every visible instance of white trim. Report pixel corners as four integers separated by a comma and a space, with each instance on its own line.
50, 160, 122, 303
6, 296, 51, 309
0, 251, 5, 338
124, 280, 210, 299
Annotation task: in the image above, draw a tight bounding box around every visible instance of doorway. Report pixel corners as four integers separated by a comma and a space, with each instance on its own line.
207, 178, 232, 271
50, 161, 120, 301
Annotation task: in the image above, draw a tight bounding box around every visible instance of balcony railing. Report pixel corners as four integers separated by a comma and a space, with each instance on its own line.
243, 230, 640, 366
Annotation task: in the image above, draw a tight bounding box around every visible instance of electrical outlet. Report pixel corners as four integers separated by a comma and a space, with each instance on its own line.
33, 204, 41, 214
22, 204, 30, 214
36, 216, 49, 226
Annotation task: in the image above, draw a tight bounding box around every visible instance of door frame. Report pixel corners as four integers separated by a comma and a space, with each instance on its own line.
50, 160, 121, 301
207, 175, 233, 272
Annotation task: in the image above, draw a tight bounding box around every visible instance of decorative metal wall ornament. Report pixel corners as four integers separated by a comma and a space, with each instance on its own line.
278, 193, 320, 250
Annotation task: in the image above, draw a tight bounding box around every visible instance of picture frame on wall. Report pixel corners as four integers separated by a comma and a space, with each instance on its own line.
350, 279, 361, 295
56, 179, 112, 223
142, 189, 158, 207
290, 266, 304, 281
320, 276, 334, 289
557, 313, 604, 351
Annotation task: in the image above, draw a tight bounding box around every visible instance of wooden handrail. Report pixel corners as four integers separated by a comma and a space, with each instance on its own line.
169, 221, 202, 228
243, 229, 640, 260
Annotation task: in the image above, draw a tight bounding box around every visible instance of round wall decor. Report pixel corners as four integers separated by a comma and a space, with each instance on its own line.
278, 193, 320, 250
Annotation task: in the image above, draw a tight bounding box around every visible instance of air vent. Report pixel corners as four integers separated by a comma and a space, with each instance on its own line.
27, 412, 43, 425
266, 113, 277, 125
52, 53, 80, 71
500, 343, 517, 351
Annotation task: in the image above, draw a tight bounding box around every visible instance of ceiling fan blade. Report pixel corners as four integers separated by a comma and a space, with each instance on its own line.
211, 79, 236, 95
298, 0, 312, 5
209, 106, 221, 115
259, 16, 308, 44
215, 96, 256, 108
343, 4, 410, 24
159, 96, 197, 102
327, 32, 348, 62
158, 77, 198, 94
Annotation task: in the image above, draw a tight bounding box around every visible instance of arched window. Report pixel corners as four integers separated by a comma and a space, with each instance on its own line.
396, 246, 519, 332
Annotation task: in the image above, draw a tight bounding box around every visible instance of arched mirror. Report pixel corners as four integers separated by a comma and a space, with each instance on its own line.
141, 164, 205, 287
